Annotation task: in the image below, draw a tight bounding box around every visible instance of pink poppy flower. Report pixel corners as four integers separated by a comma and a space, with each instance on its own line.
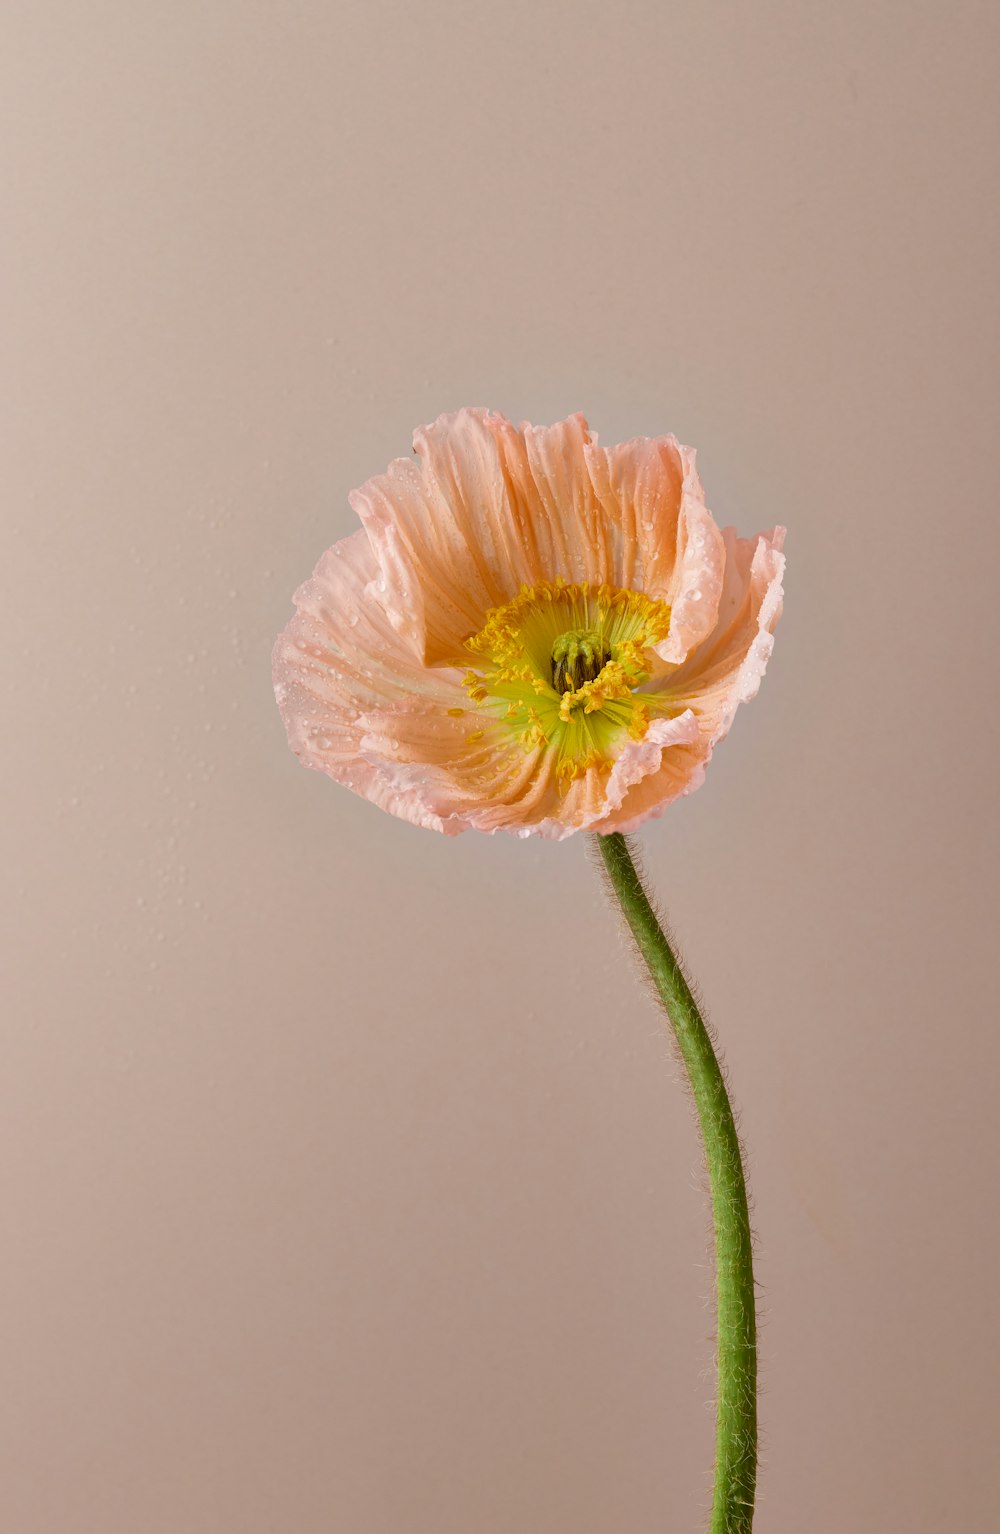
273, 409, 785, 839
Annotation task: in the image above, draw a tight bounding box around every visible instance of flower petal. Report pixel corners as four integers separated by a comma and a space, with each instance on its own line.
356, 702, 653, 841
586, 437, 726, 663
586, 713, 710, 835
589, 743, 711, 835
517, 414, 617, 587
357, 704, 561, 835
271, 529, 466, 832
602, 711, 703, 811
352, 409, 617, 665
591, 525, 785, 834
667, 526, 786, 743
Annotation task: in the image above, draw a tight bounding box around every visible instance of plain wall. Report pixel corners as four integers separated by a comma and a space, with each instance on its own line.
4, 3, 998, 1531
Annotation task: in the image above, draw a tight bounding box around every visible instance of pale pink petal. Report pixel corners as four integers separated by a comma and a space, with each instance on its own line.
667, 526, 786, 743
356, 702, 644, 841
520, 763, 623, 841
584, 714, 708, 835
352, 409, 621, 665
601, 711, 703, 812
350, 410, 534, 665
585, 436, 726, 664
585, 434, 679, 592
588, 745, 711, 836
271, 529, 466, 833
357, 702, 561, 835
588, 526, 785, 835
517, 415, 616, 587
347, 453, 490, 668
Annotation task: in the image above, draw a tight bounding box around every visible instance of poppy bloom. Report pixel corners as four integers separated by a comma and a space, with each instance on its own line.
273, 409, 784, 838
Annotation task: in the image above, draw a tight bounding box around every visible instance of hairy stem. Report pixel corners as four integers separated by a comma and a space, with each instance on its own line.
594, 831, 757, 1533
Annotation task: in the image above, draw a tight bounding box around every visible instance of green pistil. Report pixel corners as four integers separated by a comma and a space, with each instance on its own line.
550, 628, 611, 694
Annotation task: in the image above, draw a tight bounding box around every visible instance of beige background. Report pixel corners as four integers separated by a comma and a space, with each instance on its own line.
4, 3, 998, 1531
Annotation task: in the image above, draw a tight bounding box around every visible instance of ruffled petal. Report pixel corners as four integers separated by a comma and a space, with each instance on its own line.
588, 742, 711, 835
584, 713, 709, 835
588, 527, 784, 835
517, 415, 617, 587
271, 529, 467, 832
601, 711, 703, 812
352, 409, 618, 665
357, 703, 561, 835
667, 526, 786, 743
355, 702, 673, 841
585, 437, 726, 664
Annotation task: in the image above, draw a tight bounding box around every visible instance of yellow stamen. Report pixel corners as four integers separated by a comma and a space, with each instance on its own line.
460, 577, 672, 775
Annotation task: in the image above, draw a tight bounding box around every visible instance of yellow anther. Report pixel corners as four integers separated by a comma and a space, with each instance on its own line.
459, 577, 668, 772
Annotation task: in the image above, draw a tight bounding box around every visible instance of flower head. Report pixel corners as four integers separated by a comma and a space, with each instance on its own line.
273, 409, 785, 838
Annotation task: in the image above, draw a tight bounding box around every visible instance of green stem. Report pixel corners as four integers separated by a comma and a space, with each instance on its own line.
594, 832, 757, 1534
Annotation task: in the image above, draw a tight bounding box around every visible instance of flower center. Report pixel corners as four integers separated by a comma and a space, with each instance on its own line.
459, 579, 672, 790
550, 629, 611, 694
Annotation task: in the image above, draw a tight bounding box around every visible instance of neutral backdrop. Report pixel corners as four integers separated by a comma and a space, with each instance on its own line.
4, 4, 998, 1531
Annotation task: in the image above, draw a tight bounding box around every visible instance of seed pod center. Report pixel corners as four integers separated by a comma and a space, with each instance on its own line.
550, 629, 611, 694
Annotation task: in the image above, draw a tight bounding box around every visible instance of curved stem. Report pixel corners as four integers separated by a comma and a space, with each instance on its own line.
594, 832, 757, 1534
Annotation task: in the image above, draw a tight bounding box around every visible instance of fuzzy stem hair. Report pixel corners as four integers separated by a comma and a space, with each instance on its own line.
594, 831, 758, 1534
